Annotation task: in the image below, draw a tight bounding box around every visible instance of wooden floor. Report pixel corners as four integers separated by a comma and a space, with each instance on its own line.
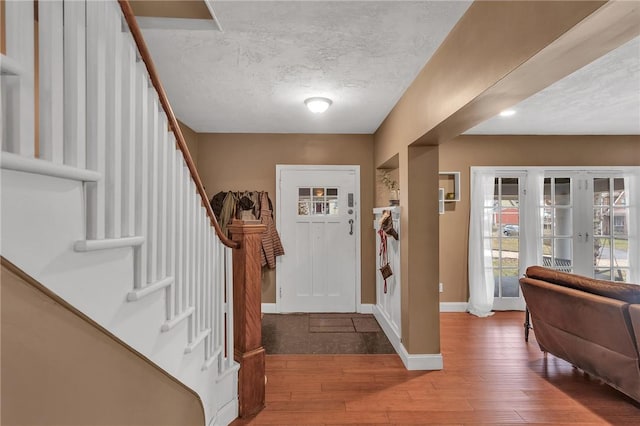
232, 312, 640, 425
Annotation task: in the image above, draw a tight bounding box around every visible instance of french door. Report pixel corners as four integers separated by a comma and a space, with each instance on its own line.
545, 172, 632, 282
492, 175, 526, 310
473, 167, 638, 315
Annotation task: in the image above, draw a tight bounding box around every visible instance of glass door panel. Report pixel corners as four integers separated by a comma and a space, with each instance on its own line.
542, 177, 574, 272
492, 177, 522, 309
592, 177, 629, 282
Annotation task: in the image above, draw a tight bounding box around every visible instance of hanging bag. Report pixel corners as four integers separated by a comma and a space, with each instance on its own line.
378, 228, 392, 293
380, 210, 398, 240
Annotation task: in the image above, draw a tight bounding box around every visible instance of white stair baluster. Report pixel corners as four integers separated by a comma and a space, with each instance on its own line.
202, 210, 209, 337
38, 0, 64, 164
105, 3, 123, 238
214, 239, 222, 358
185, 164, 191, 320
86, 0, 107, 240
202, 228, 209, 359
63, 0, 86, 169
146, 92, 159, 284
198, 198, 205, 336
225, 246, 234, 370
165, 139, 177, 320
120, 37, 136, 237
189, 189, 198, 341
174, 155, 184, 315
133, 61, 149, 288
4, 0, 35, 156
182, 164, 190, 314
213, 238, 220, 359
157, 115, 169, 280
211, 235, 219, 362
204, 227, 211, 359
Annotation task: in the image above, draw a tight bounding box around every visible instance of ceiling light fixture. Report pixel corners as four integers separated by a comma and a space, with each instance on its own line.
499, 109, 516, 117
305, 97, 332, 114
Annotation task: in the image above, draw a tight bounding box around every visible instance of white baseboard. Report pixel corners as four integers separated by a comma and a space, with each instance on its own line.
398, 346, 444, 370
214, 398, 238, 426
358, 303, 374, 314
372, 305, 442, 371
440, 302, 468, 312
262, 303, 374, 314
372, 305, 402, 354
261, 303, 277, 313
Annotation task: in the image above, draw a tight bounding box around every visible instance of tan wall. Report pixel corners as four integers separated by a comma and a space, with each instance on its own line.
1, 258, 205, 426
439, 135, 640, 303
197, 133, 376, 305
130, 0, 212, 20
179, 120, 200, 167
371, 0, 631, 355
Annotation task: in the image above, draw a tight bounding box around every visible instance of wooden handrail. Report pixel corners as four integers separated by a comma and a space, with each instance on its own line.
117, 0, 238, 249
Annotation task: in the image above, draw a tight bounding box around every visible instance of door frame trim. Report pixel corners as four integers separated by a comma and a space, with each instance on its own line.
275, 164, 362, 313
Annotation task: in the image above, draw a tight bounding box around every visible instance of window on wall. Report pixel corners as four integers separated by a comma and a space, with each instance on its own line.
297, 187, 338, 216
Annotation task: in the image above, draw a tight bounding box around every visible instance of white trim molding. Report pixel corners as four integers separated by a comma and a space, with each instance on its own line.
213, 398, 238, 426
358, 303, 374, 314
1, 152, 101, 182
399, 347, 444, 371
261, 303, 277, 314
440, 302, 469, 312
261, 303, 373, 315
373, 305, 442, 371
74, 236, 144, 252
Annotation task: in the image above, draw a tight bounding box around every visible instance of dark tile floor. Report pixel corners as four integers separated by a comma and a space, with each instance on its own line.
261, 313, 396, 355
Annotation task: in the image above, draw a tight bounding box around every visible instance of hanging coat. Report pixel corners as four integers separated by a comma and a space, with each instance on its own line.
259, 192, 284, 269
219, 192, 237, 238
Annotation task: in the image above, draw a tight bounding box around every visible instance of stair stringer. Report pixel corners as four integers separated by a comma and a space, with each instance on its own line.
0, 168, 238, 426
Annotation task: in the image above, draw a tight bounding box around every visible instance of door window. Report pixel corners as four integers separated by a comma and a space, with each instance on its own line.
542, 177, 573, 272
297, 187, 338, 216
492, 177, 521, 299
592, 177, 629, 281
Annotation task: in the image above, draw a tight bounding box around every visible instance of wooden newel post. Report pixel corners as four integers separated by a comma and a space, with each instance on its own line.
228, 219, 267, 418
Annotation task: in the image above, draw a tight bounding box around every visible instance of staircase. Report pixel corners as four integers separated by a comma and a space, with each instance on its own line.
0, 1, 260, 424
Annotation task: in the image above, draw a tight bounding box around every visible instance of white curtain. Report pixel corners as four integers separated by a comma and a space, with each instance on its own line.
468, 171, 496, 317
521, 170, 544, 274
626, 172, 640, 283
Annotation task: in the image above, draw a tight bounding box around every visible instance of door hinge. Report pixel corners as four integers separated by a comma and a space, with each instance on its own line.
279, 287, 283, 299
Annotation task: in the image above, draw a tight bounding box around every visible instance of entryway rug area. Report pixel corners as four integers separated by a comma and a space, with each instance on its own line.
262, 313, 395, 354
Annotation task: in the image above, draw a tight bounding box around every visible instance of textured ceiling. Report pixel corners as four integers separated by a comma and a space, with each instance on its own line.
466, 36, 640, 135
141, 2, 639, 136
141, 1, 472, 133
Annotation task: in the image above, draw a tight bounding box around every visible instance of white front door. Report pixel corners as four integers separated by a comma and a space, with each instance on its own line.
276, 165, 360, 312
